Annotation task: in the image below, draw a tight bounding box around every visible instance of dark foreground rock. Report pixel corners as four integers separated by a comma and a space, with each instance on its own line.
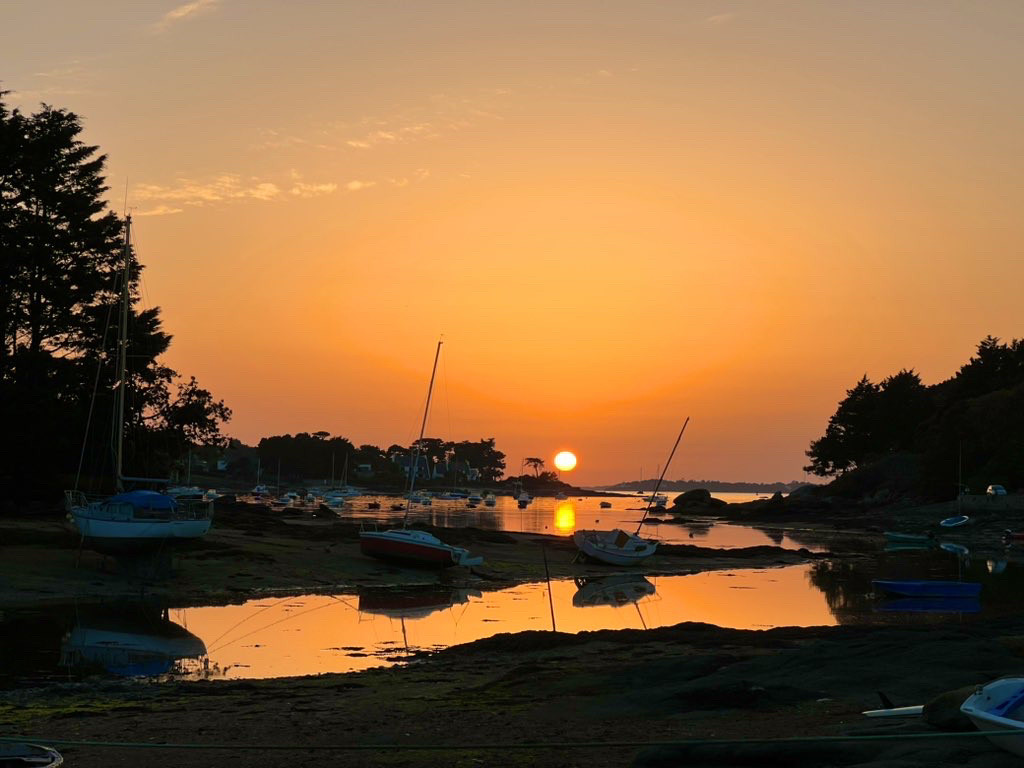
7, 618, 1024, 768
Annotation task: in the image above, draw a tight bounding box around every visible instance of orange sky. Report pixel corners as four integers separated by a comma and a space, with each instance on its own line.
6, 2, 1024, 484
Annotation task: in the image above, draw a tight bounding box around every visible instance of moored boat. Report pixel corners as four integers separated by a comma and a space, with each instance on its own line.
358, 341, 482, 569
883, 531, 934, 545
66, 490, 212, 554
961, 677, 1024, 757
573, 529, 658, 566
939, 514, 971, 528
872, 579, 981, 598
359, 528, 482, 568
0, 743, 63, 767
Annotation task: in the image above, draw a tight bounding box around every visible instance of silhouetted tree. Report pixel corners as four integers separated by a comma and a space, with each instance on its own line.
524, 457, 545, 477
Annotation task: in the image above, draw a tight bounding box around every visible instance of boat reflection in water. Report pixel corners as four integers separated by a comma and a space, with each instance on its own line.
358, 585, 482, 654
572, 574, 656, 608
572, 574, 656, 628
60, 604, 206, 678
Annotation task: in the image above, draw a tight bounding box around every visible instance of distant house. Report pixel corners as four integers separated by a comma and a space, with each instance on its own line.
390, 454, 432, 480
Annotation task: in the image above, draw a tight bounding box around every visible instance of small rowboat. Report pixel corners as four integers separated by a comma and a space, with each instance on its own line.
872, 579, 981, 598
0, 743, 63, 766
939, 514, 971, 528
961, 677, 1024, 757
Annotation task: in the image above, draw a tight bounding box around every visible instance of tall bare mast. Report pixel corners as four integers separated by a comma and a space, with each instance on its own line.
403, 340, 443, 526
114, 216, 132, 491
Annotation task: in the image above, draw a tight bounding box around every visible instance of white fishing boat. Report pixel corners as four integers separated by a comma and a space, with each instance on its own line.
517, 491, 531, 508
64, 217, 212, 554
960, 677, 1024, 757
359, 341, 483, 569
573, 528, 658, 566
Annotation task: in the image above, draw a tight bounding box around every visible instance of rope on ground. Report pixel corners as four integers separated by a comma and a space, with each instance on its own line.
2, 729, 1023, 752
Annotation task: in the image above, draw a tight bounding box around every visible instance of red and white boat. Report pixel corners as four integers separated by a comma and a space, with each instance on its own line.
359, 528, 482, 568
358, 341, 483, 569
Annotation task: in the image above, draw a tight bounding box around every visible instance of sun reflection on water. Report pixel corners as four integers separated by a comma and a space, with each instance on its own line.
554, 501, 576, 532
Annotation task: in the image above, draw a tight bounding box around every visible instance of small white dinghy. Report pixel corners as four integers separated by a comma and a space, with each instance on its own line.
960, 677, 1024, 757
573, 529, 658, 566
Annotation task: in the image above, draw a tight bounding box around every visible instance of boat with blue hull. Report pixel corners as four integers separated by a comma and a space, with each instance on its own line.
872, 579, 981, 598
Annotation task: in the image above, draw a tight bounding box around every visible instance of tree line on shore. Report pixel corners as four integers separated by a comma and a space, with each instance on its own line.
221, 432, 510, 488
0, 94, 231, 500
805, 335, 1024, 500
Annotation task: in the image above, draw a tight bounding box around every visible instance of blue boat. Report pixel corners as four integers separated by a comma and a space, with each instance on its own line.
940, 515, 971, 528
872, 579, 981, 598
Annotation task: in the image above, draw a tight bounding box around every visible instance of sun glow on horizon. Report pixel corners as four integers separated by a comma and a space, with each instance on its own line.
554, 451, 578, 472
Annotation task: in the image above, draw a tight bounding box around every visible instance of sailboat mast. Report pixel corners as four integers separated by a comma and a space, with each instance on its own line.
635, 417, 690, 535
403, 340, 443, 525
114, 216, 132, 491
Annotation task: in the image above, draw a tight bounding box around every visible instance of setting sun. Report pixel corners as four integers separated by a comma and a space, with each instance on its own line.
554, 451, 578, 472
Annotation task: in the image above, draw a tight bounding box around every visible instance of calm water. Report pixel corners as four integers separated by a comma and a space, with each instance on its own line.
306, 492, 826, 551
3, 544, 1022, 686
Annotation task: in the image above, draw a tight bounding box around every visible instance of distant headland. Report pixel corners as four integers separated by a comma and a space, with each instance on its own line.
598, 479, 814, 494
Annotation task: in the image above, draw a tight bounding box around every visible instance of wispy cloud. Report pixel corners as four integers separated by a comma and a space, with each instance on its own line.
154, 0, 219, 32
290, 181, 338, 198
706, 13, 737, 25
345, 180, 375, 192
134, 174, 281, 207
344, 123, 436, 150
135, 204, 184, 217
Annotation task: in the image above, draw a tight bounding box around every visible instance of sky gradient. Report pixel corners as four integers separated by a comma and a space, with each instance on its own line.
5, 1, 1023, 484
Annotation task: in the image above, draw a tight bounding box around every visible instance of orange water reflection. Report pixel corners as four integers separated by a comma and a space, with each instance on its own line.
172, 565, 835, 680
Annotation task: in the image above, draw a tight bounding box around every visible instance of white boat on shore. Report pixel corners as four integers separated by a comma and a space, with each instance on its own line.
64, 218, 213, 554
573, 529, 658, 566
961, 677, 1024, 756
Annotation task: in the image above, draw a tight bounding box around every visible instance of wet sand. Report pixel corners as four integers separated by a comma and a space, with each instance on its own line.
2, 500, 1020, 766
0, 501, 824, 607
4, 618, 1024, 767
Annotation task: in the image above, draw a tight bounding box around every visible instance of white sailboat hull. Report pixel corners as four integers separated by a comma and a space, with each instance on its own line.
961, 677, 1024, 757
573, 529, 657, 566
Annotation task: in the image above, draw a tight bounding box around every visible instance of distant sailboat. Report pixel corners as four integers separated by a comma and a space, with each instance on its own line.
64, 217, 212, 553
359, 341, 483, 568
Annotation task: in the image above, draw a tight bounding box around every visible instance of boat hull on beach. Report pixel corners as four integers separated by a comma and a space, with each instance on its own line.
68, 491, 212, 554
359, 529, 483, 568
961, 677, 1024, 757
573, 529, 657, 566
